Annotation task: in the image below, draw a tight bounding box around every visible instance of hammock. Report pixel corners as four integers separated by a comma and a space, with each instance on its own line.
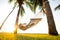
18, 10, 42, 30
0, 6, 42, 30
19, 18, 42, 30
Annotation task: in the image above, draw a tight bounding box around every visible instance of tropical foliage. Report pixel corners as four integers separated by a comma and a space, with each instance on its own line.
55, 5, 60, 10
9, 0, 36, 16
8, 0, 35, 34
0, 0, 58, 35
29, 0, 58, 35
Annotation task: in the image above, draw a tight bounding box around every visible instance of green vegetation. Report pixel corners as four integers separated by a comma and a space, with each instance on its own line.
0, 0, 58, 35
0, 33, 60, 40
55, 5, 60, 10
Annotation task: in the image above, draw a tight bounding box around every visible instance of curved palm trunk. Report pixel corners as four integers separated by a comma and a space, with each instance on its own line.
0, 6, 16, 30
43, 0, 58, 35
14, 7, 20, 34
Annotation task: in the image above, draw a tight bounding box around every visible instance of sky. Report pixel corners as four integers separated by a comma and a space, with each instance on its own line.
0, 0, 60, 34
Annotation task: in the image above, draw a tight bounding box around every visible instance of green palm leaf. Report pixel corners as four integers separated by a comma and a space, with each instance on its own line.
25, 1, 34, 12
29, 0, 42, 13
20, 6, 25, 16
55, 5, 60, 10
9, 0, 13, 3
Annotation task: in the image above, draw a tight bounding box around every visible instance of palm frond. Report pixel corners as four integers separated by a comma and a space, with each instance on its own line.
19, 6, 25, 16
20, 6, 25, 16
29, 0, 42, 6
39, 0, 42, 6
8, 0, 13, 3
34, 3, 38, 13
55, 5, 60, 10
28, 0, 42, 13
25, 1, 34, 12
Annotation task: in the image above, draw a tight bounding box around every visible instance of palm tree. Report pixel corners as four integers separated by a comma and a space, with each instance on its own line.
29, 0, 58, 35
0, 0, 33, 34
43, 0, 58, 35
13, 0, 24, 34
0, 0, 58, 35
9, 0, 31, 34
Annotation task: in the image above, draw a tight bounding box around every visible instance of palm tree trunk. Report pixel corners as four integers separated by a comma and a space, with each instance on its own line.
0, 6, 16, 30
14, 7, 20, 34
43, 0, 58, 35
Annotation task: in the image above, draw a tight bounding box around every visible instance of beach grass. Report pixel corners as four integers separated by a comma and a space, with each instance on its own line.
0, 33, 60, 40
